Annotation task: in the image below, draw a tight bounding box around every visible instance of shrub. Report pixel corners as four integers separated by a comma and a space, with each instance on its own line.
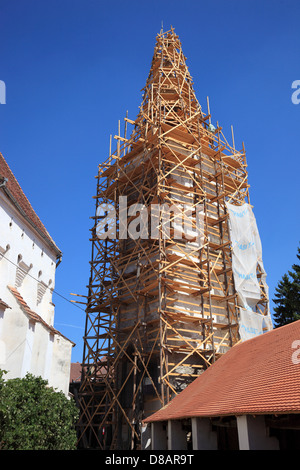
0, 370, 79, 450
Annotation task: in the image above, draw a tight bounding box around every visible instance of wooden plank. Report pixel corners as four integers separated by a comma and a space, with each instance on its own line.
161, 123, 198, 145
222, 155, 243, 169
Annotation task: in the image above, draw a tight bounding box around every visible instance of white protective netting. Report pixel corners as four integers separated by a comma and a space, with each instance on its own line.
226, 202, 273, 341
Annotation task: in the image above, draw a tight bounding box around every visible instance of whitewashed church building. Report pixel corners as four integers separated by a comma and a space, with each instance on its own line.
0, 152, 74, 396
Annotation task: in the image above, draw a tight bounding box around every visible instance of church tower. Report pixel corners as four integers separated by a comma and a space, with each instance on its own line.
76, 27, 271, 450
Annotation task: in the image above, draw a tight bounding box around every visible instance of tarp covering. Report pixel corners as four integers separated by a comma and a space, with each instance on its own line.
238, 307, 273, 341
226, 202, 273, 339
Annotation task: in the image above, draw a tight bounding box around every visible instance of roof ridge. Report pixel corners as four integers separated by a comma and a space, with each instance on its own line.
0, 152, 61, 256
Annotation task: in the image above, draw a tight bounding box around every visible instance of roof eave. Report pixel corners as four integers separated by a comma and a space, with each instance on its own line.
1, 186, 62, 259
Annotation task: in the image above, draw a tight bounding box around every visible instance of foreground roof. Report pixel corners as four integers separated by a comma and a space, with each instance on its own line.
0, 152, 61, 256
145, 320, 300, 422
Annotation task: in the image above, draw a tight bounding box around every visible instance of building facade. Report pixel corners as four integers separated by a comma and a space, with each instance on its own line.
0, 152, 74, 396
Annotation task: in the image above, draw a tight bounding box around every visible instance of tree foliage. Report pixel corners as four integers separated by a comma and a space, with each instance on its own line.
273, 245, 300, 328
0, 370, 79, 450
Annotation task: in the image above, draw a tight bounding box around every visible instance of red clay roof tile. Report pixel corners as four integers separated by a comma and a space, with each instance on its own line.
70, 362, 82, 382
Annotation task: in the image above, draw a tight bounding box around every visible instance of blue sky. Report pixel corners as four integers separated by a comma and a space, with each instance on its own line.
0, 0, 299, 362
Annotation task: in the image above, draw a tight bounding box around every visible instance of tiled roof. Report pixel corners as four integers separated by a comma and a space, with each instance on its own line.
8, 285, 75, 345
70, 362, 82, 382
0, 152, 61, 256
69, 357, 107, 383
145, 320, 300, 422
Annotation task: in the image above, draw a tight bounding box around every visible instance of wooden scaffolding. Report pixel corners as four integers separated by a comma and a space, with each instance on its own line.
76, 27, 269, 450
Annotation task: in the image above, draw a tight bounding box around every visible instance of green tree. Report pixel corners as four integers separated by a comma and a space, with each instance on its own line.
0, 370, 79, 450
273, 245, 300, 328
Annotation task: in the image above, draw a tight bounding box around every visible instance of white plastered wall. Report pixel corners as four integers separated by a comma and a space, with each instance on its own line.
0, 191, 72, 395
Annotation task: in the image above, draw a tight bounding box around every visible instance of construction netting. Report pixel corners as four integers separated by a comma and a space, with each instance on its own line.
226, 202, 273, 341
